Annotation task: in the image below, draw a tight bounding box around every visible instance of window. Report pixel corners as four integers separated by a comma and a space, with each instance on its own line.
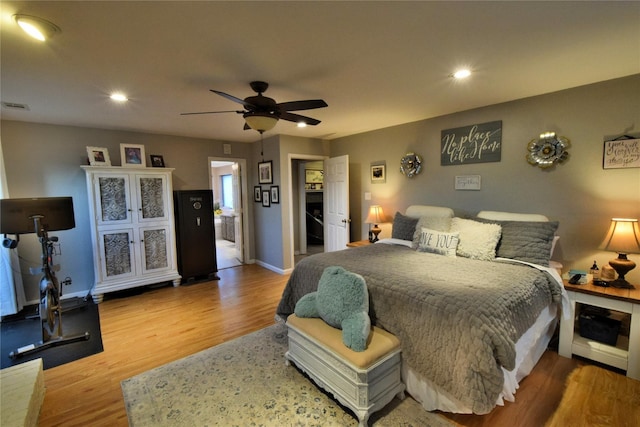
221, 174, 233, 209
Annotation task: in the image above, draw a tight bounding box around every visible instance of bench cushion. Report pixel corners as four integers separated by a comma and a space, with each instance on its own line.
287, 314, 400, 369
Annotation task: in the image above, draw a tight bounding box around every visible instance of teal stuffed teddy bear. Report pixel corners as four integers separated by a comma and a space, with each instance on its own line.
294, 266, 371, 352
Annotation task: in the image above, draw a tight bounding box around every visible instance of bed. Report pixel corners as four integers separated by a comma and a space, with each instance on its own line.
276, 205, 569, 415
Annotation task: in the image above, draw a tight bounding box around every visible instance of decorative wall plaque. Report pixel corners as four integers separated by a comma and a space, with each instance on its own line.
441, 121, 502, 166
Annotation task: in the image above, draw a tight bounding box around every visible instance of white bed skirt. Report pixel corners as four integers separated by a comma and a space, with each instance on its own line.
403, 303, 559, 414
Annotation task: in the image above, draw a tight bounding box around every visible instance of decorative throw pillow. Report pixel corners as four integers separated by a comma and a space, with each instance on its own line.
391, 212, 419, 241
412, 216, 453, 248
449, 217, 502, 261
416, 227, 459, 257
476, 218, 559, 266
294, 266, 371, 352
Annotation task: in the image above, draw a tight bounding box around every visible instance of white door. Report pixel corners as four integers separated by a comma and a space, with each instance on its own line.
323, 155, 350, 251
232, 162, 244, 262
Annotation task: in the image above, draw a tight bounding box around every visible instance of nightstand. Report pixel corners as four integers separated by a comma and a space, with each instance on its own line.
346, 240, 371, 248
558, 280, 640, 380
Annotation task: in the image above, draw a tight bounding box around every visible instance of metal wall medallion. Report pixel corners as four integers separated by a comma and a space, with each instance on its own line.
526, 132, 570, 169
400, 152, 422, 177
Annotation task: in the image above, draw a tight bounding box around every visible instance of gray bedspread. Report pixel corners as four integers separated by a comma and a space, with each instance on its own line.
276, 243, 563, 414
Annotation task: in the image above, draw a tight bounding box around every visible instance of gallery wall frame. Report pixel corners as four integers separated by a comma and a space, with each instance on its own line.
254, 186, 262, 202
258, 161, 273, 184
262, 190, 271, 207
270, 185, 280, 204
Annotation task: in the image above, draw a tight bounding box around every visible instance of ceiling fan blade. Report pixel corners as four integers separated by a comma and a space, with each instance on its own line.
180, 110, 243, 116
210, 89, 256, 109
277, 99, 327, 112
280, 111, 321, 126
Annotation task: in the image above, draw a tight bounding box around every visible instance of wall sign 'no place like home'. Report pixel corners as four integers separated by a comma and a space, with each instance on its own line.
441, 120, 502, 166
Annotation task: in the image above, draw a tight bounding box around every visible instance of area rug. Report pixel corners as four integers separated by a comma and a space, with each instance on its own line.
122, 323, 452, 426
1, 298, 103, 370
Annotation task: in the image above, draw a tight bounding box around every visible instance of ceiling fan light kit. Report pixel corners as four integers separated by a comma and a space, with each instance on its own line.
13, 14, 60, 41
243, 112, 278, 132
182, 81, 327, 134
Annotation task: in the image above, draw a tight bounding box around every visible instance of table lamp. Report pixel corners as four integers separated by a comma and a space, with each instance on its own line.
365, 205, 385, 243
599, 218, 640, 289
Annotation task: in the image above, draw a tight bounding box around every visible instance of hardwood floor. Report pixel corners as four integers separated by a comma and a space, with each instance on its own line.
37, 264, 639, 426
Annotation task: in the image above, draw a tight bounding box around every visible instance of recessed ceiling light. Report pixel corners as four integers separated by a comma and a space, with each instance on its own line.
13, 14, 60, 41
297, 122, 307, 128
452, 69, 472, 79
110, 93, 128, 102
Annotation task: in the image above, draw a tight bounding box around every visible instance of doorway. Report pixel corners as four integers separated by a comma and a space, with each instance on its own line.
209, 158, 249, 269
290, 156, 326, 266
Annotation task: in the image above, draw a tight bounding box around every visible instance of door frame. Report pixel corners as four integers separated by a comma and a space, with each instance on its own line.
287, 153, 327, 268
208, 156, 250, 264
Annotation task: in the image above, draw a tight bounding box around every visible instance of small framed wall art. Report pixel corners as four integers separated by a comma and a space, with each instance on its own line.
370, 161, 386, 183
254, 186, 262, 202
603, 138, 640, 169
150, 154, 165, 167
262, 190, 271, 207
258, 161, 273, 184
86, 146, 111, 166
120, 143, 146, 167
305, 169, 323, 184
270, 185, 280, 204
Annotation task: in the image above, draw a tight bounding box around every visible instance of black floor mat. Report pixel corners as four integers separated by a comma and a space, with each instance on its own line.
1, 298, 103, 370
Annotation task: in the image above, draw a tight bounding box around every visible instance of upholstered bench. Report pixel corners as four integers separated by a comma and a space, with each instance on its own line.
285, 314, 405, 427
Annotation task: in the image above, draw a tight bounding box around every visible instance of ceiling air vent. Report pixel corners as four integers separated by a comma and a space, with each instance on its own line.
2, 102, 30, 111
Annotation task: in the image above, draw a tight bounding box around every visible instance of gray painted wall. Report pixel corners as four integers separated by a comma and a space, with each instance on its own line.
331, 74, 640, 283
2, 75, 639, 302
1, 122, 255, 301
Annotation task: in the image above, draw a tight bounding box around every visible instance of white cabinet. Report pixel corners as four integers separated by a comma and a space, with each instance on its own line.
82, 166, 181, 302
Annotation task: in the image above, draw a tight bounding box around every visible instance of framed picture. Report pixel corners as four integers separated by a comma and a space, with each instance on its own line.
603, 138, 640, 169
258, 161, 273, 184
254, 186, 262, 202
86, 146, 111, 166
150, 154, 165, 167
120, 143, 146, 167
270, 185, 280, 204
370, 162, 386, 183
305, 169, 323, 184
262, 190, 271, 207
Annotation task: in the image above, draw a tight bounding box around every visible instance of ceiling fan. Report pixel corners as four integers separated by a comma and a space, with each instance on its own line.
181, 81, 328, 133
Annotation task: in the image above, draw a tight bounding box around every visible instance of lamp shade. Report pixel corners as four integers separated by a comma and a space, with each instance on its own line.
243, 112, 278, 132
365, 205, 385, 224
599, 218, 640, 254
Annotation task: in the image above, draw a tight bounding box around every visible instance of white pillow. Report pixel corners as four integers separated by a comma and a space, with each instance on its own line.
449, 217, 502, 261
416, 227, 459, 257
412, 215, 453, 248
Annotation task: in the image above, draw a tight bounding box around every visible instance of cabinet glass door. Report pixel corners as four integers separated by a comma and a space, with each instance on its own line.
136, 175, 168, 222
99, 229, 135, 280
139, 226, 171, 274
96, 175, 132, 226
